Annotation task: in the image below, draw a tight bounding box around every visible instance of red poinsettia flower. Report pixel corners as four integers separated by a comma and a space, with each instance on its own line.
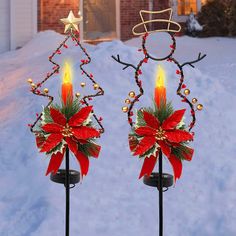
36, 106, 101, 177
129, 109, 194, 181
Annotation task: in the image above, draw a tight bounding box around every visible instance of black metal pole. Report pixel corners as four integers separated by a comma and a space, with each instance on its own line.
65, 146, 70, 236
158, 150, 163, 236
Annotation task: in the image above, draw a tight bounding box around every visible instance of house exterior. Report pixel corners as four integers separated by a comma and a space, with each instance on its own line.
0, 0, 206, 54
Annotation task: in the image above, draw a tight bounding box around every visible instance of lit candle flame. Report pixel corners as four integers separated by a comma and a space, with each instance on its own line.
155, 65, 166, 87
62, 62, 72, 84
154, 65, 166, 108
61, 61, 73, 105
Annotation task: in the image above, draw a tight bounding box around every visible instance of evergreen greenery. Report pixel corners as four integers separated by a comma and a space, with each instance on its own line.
229, 1, 236, 36
197, 0, 229, 37
197, 0, 236, 37
172, 144, 191, 161
54, 98, 81, 120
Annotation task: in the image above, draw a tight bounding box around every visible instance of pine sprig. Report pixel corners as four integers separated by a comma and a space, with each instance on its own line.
54, 98, 81, 120
172, 144, 191, 161
78, 140, 99, 157
136, 109, 146, 127
42, 107, 53, 124
154, 101, 174, 124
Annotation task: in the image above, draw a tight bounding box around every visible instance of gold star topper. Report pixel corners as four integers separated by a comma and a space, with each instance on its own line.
60, 10, 83, 33
132, 8, 181, 35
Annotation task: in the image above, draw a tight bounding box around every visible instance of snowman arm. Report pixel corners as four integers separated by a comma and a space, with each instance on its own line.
111, 55, 137, 71
181, 53, 206, 68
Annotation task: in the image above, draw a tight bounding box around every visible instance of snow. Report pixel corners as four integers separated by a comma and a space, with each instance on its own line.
186, 12, 203, 33
0, 30, 236, 236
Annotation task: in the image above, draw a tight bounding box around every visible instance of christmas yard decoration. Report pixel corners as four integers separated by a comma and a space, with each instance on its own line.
27, 11, 104, 236
112, 8, 206, 236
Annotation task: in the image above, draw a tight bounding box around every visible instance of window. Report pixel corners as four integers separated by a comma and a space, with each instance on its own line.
178, 0, 198, 15
82, 0, 118, 42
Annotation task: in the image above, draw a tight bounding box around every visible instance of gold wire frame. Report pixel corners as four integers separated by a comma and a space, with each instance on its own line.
132, 8, 182, 35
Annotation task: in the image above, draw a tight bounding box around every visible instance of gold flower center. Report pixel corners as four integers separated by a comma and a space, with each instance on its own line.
62, 123, 73, 137
156, 127, 166, 141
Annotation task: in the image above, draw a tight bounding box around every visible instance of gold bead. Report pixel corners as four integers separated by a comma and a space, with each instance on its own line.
43, 88, 49, 94
93, 83, 99, 90
129, 91, 135, 98
27, 78, 33, 84
122, 106, 128, 113
31, 83, 36, 88
125, 99, 131, 104
80, 82, 86, 87
197, 104, 203, 111
192, 98, 198, 104
184, 89, 190, 95
75, 92, 81, 98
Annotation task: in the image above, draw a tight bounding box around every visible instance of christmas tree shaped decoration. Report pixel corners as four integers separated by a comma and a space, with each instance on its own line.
27, 10, 104, 236
112, 8, 206, 236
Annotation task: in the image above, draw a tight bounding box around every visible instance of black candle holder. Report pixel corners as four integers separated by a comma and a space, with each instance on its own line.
143, 172, 173, 190
50, 169, 80, 185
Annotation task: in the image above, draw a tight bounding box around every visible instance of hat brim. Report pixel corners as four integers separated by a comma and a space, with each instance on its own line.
132, 19, 182, 36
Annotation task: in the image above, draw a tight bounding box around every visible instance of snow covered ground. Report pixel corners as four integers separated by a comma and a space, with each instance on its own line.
0, 31, 235, 236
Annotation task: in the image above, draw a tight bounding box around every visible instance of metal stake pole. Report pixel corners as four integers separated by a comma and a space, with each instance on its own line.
158, 150, 163, 236
65, 146, 70, 236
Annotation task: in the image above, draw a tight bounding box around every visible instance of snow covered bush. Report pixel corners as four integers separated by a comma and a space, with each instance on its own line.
197, 0, 229, 37
197, 0, 236, 37
228, 1, 236, 36
186, 11, 203, 37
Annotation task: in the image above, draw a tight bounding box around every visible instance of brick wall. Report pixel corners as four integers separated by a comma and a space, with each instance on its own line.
153, 0, 170, 10
120, 0, 149, 41
152, 0, 173, 33
38, 0, 80, 34
120, 0, 172, 41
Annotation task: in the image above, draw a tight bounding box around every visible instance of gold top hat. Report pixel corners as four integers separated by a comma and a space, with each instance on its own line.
132, 8, 181, 36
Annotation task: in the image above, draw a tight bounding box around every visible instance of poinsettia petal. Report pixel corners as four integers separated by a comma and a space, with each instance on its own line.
36, 135, 45, 149
42, 123, 63, 133
158, 140, 171, 157
50, 107, 67, 126
40, 133, 63, 153
168, 154, 183, 182
77, 139, 87, 144
162, 109, 186, 130
133, 136, 156, 156
182, 146, 194, 161
65, 137, 78, 155
129, 135, 139, 152
68, 106, 93, 127
46, 148, 65, 176
72, 126, 100, 140
143, 111, 160, 129
165, 130, 193, 143
135, 127, 156, 136
139, 153, 158, 179
65, 137, 89, 177
74, 151, 89, 177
